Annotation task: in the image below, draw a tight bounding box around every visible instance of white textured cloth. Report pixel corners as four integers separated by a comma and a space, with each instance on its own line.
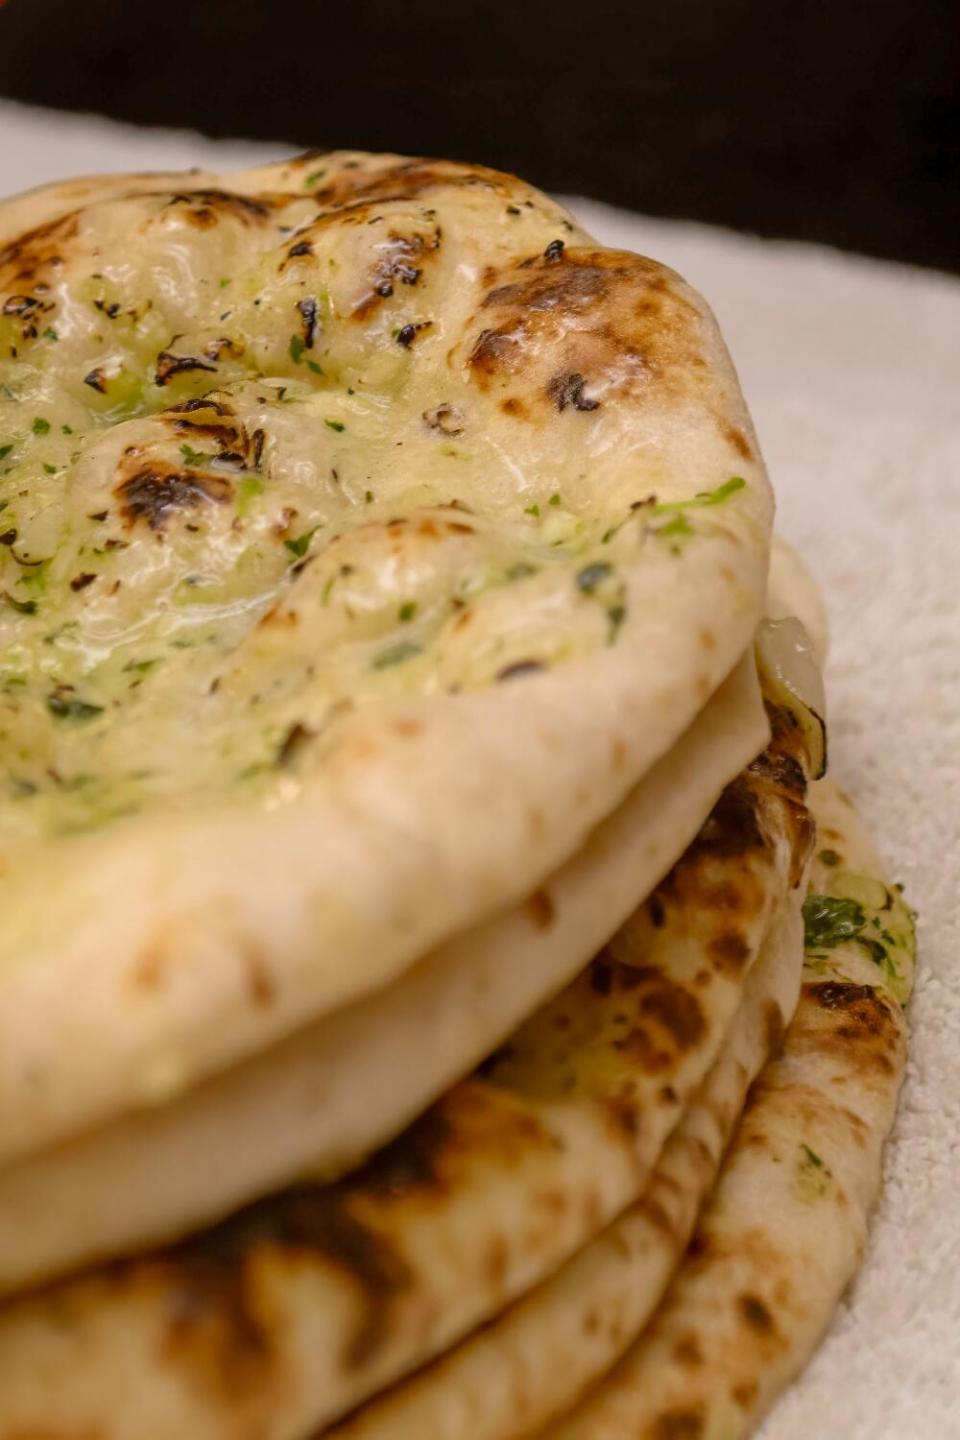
1, 100, 957, 1440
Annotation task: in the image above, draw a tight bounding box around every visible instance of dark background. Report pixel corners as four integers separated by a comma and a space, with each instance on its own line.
1, 0, 958, 272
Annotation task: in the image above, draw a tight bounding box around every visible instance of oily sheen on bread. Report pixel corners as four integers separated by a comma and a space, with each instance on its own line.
0, 152, 771, 1165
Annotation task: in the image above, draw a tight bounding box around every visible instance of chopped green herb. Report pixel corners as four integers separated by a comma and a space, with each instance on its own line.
505, 561, 537, 581
284, 526, 321, 558
236, 475, 265, 514
524, 503, 540, 518
289, 334, 305, 364
61, 424, 73, 435
122, 658, 159, 675
800, 1143, 824, 1169
656, 514, 694, 539
818, 848, 841, 866
398, 601, 417, 622
180, 443, 216, 468
652, 476, 746, 516
372, 640, 422, 670
324, 418, 345, 433
46, 691, 103, 721
306, 359, 324, 375
576, 561, 613, 593
305, 168, 327, 187
3, 592, 37, 615
802, 894, 866, 950
219, 277, 231, 288
548, 492, 562, 507
0, 445, 12, 462
31, 417, 50, 436
42, 463, 57, 475
42, 327, 58, 342
607, 603, 627, 643
364, 489, 374, 503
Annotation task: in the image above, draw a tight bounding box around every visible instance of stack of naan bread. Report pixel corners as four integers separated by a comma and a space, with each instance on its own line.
0, 153, 914, 1437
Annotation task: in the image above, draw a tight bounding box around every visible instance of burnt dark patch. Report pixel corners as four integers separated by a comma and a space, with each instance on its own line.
738, 1292, 775, 1334
422, 402, 464, 436
275, 721, 314, 768
652, 1409, 706, 1439
640, 982, 705, 1047
352, 229, 436, 319
809, 981, 879, 1011
116, 464, 233, 531
648, 893, 666, 928
288, 240, 314, 258
707, 929, 752, 974
155, 351, 218, 386
83, 367, 109, 394
543, 238, 566, 262
162, 189, 274, 226
467, 326, 520, 380
525, 888, 555, 929
396, 320, 433, 347
496, 659, 546, 682
764, 999, 786, 1059
163, 1183, 413, 1383
298, 296, 319, 349
691, 778, 765, 860
547, 370, 600, 412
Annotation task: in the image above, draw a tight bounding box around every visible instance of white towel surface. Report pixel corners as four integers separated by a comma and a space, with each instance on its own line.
1, 99, 957, 1440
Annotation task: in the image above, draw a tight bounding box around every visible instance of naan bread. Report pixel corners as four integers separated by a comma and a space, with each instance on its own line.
323, 899, 803, 1440
0, 152, 771, 1164
0, 657, 767, 1296
0, 720, 811, 1439
548, 780, 916, 1440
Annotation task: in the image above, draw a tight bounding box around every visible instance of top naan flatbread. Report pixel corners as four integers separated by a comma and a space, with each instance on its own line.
0, 152, 771, 1162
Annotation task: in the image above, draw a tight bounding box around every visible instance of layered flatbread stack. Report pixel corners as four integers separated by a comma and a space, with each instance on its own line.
0, 153, 914, 1438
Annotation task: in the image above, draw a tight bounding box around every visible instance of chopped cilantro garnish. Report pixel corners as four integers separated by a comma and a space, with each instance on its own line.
289, 334, 305, 364
800, 1143, 825, 1169
61, 424, 73, 435
219, 277, 231, 288
656, 514, 694, 539
364, 489, 374, 503
548, 492, 562, 507
180, 443, 218, 468
652, 476, 746, 516
305, 168, 327, 187
524, 503, 540, 518
505, 561, 537, 581
284, 526, 320, 558
236, 475, 265, 514
32, 417, 50, 436
46, 691, 103, 721
398, 601, 417, 622
324, 418, 345, 433
3, 592, 37, 615
576, 561, 612, 593
306, 359, 324, 375
818, 848, 841, 866
802, 894, 867, 950
372, 640, 422, 670
607, 603, 627, 642
123, 658, 159, 674
0, 445, 12, 462
42, 327, 58, 342
42, 463, 57, 475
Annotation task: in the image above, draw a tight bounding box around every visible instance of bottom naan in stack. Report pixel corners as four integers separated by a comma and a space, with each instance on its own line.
0, 666, 815, 1440
547, 779, 915, 1440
